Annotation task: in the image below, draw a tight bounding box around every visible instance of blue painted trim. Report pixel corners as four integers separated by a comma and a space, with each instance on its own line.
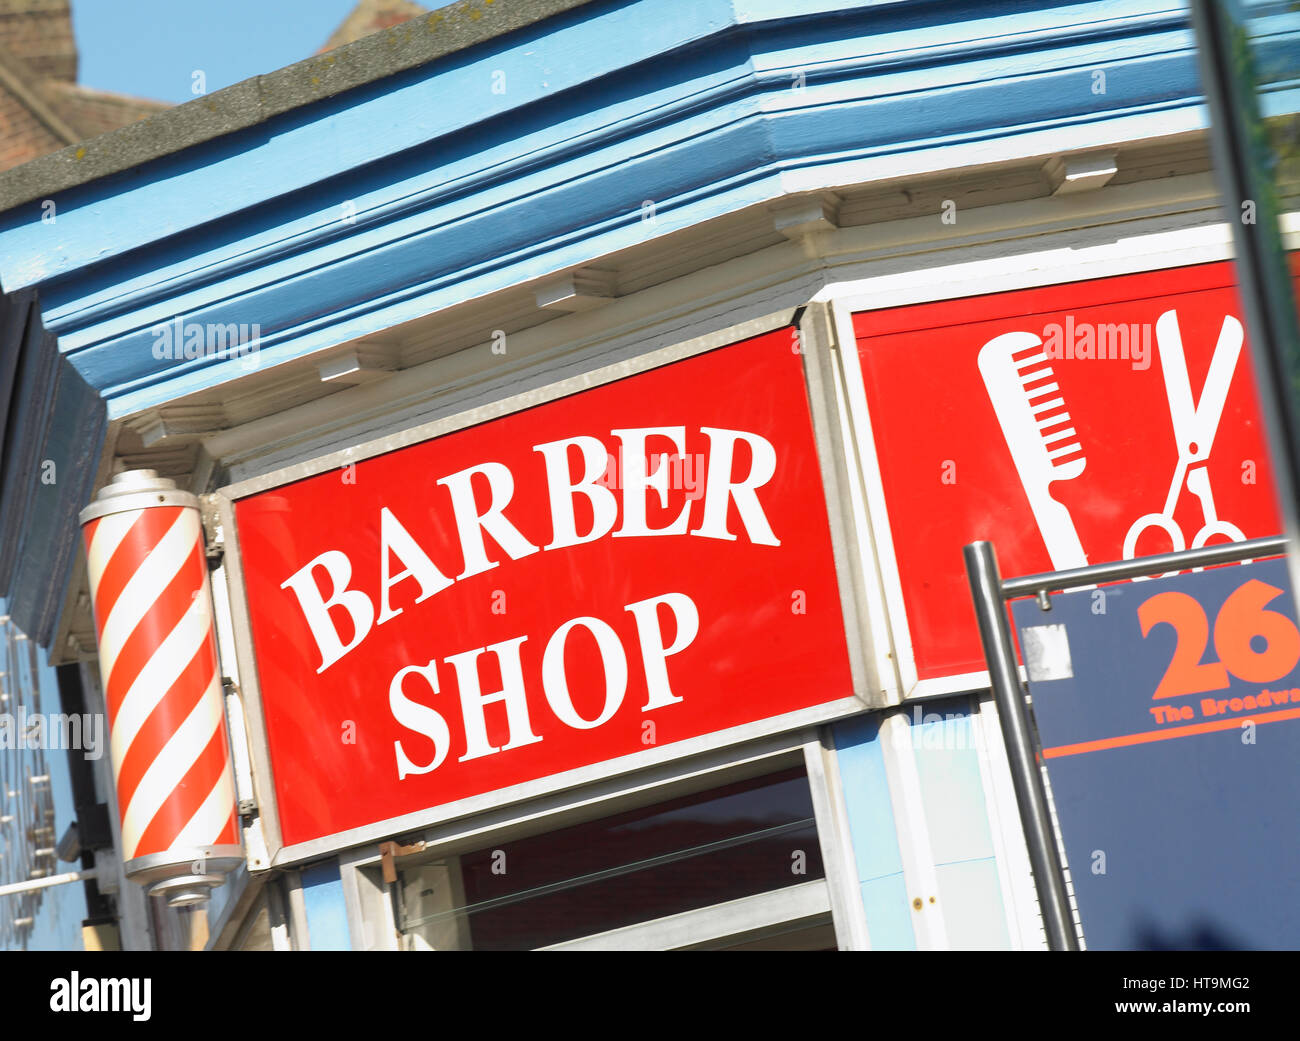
5, 1, 1293, 419
299, 860, 352, 951
907, 701, 1012, 949
832, 714, 916, 950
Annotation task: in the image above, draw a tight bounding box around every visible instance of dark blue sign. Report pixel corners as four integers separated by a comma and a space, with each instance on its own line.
1012, 556, 1300, 950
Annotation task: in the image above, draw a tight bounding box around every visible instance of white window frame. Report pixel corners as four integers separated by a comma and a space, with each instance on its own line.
337, 725, 869, 951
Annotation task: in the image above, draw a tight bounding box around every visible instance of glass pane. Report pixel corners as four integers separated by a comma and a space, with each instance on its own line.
689, 915, 837, 952
396, 766, 824, 950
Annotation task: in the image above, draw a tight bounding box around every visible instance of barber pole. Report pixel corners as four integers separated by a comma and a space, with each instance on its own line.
79, 470, 242, 906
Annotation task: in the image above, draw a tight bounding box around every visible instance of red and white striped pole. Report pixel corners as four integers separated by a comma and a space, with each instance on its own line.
79, 470, 242, 907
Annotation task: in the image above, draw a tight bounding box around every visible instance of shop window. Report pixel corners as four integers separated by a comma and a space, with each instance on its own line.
393, 765, 825, 950
684, 916, 836, 951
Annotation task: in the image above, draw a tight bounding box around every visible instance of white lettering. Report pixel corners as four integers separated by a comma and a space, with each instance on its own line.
692, 428, 780, 545
49, 973, 150, 1022
389, 661, 452, 779
541, 617, 627, 728
625, 592, 699, 709
279, 427, 781, 668
377, 507, 454, 624
280, 550, 374, 673
534, 436, 619, 549
437, 462, 539, 578
612, 427, 691, 537
447, 636, 543, 761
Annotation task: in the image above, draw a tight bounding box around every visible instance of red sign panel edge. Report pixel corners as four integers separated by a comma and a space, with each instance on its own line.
833, 251, 1295, 701
214, 308, 879, 867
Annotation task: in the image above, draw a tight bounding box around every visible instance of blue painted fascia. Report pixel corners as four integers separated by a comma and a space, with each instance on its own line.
832, 714, 916, 949
298, 860, 352, 950
5, 1, 1292, 421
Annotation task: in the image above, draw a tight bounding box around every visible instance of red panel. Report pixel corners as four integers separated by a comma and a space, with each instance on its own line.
853, 260, 1292, 683
235, 328, 855, 846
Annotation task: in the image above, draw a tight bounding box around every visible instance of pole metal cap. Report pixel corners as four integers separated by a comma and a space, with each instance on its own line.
79, 469, 199, 525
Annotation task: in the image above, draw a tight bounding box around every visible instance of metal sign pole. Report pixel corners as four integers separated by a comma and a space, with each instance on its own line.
1188, 0, 1300, 607
964, 541, 1078, 951
965, 533, 1289, 950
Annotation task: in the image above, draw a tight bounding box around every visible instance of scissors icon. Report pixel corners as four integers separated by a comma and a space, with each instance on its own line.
1122, 310, 1246, 560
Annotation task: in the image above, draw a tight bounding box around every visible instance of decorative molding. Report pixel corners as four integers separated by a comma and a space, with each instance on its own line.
126, 404, 230, 447
1043, 152, 1120, 196
771, 194, 842, 239
317, 345, 396, 384
535, 269, 617, 312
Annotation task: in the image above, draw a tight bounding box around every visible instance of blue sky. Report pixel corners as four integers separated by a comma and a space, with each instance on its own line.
71, 0, 368, 105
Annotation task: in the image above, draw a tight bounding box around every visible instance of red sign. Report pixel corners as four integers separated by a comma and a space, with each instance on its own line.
853, 260, 1293, 684
233, 328, 855, 847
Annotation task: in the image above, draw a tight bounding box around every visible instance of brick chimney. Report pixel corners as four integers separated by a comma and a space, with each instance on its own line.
0, 0, 169, 172
318, 0, 430, 53
0, 0, 76, 81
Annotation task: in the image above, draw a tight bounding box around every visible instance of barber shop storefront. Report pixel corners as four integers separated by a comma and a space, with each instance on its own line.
1, 0, 1297, 950
215, 321, 876, 951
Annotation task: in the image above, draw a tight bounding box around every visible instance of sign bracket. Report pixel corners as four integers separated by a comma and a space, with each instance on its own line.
378, 840, 427, 885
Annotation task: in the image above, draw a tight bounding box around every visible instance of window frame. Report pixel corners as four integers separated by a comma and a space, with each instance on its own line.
337, 725, 868, 950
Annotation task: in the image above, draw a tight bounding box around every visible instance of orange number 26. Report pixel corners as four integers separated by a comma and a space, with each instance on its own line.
1137, 579, 1300, 700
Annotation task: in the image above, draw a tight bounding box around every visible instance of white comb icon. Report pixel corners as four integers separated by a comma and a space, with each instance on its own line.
978, 331, 1089, 570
